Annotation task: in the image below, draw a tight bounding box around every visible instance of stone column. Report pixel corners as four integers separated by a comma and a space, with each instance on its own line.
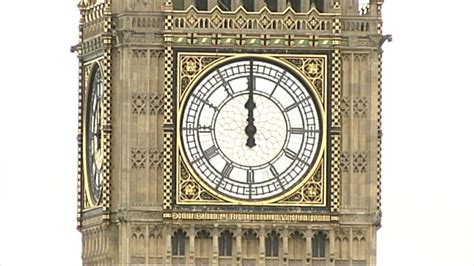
236, 226, 242, 261
189, 226, 195, 266
259, 226, 266, 264
305, 228, 312, 264
213, 225, 219, 265
329, 229, 335, 266
165, 226, 172, 265
282, 227, 289, 263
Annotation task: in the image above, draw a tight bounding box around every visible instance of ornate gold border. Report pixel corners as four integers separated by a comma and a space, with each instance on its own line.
82, 60, 106, 209
175, 52, 328, 207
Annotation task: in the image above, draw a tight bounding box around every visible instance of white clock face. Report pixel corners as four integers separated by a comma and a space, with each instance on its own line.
86, 67, 104, 204
181, 58, 322, 201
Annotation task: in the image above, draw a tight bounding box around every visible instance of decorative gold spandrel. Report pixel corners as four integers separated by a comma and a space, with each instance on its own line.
179, 55, 224, 100
283, 56, 326, 99
281, 166, 325, 205
178, 158, 220, 203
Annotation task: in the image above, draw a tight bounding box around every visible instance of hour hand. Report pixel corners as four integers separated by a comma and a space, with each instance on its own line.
245, 61, 257, 148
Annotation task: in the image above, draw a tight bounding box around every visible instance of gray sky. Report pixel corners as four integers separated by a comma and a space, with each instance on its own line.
0, 0, 473, 265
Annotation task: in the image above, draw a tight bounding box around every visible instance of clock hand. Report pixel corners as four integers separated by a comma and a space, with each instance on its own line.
245, 60, 256, 148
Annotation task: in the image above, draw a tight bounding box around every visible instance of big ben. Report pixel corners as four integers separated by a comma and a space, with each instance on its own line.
75, 0, 387, 265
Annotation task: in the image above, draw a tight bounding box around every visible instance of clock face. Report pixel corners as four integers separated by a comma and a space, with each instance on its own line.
85, 66, 104, 204
180, 58, 322, 201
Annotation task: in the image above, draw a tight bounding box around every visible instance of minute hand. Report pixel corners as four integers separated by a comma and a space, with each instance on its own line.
245, 60, 256, 148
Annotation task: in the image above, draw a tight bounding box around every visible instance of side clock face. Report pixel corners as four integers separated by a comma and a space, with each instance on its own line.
85, 67, 104, 204
180, 58, 323, 201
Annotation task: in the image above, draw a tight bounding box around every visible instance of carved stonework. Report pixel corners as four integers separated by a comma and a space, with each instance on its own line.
341, 97, 351, 117
149, 94, 164, 115
340, 152, 368, 173
131, 148, 147, 169
353, 152, 368, 173
132, 93, 148, 114
353, 97, 368, 118
149, 149, 164, 170
132, 93, 164, 115
340, 152, 351, 173
131, 148, 164, 170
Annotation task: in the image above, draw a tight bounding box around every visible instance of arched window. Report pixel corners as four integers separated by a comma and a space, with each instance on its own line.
219, 230, 233, 256
290, 0, 301, 12
312, 231, 326, 258
265, 231, 280, 257
195, 0, 208, 10
242, 229, 259, 258
195, 230, 212, 257
172, 229, 187, 256
314, 0, 324, 12
242, 0, 254, 11
218, 0, 231, 11
173, 0, 185, 10
266, 0, 278, 11
289, 231, 305, 259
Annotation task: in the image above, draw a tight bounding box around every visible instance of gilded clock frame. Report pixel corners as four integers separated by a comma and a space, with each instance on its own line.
175, 52, 328, 207
82, 59, 107, 209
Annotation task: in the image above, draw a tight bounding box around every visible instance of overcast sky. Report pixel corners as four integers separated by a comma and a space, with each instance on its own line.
0, 0, 473, 265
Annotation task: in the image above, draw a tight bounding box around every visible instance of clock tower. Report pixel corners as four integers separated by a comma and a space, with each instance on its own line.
75, 0, 387, 265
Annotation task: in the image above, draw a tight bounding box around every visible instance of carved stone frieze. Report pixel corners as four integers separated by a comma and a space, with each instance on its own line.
353, 152, 367, 173
131, 147, 147, 169
132, 93, 165, 115
131, 148, 164, 170
340, 97, 368, 118
340, 152, 351, 173
353, 97, 368, 118
340, 152, 368, 173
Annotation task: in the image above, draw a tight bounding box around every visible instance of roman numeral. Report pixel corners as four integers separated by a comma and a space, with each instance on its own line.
284, 149, 297, 160
269, 165, 279, 177
270, 71, 286, 96
247, 169, 255, 184
203, 145, 219, 159
284, 96, 311, 112
222, 162, 233, 177
289, 128, 319, 134
218, 70, 234, 96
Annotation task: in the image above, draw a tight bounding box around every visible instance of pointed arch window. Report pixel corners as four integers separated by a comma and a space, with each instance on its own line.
218, 0, 231, 11
242, 0, 255, 11
290, 0, 301, 12
219, 230, 233, 256
172, 229, 187, 256
314, 0, 324, 12
265, 231, 280, 257
196, 0, 208, 10
312, 231, 326, 258
266, 0, 278, 11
